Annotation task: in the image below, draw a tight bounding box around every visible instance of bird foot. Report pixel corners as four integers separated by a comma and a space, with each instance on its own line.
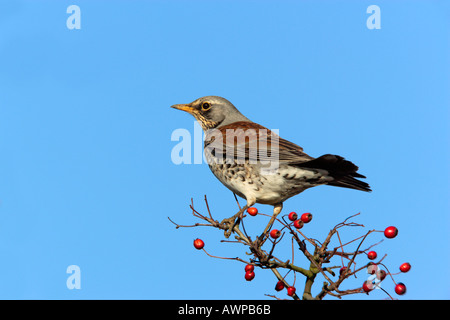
221, 216, 238, 238
220, 206, 248, 238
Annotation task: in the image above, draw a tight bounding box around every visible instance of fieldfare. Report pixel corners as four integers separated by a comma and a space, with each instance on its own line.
171, 96, 371, 237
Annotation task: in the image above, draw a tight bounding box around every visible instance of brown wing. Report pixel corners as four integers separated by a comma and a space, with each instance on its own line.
204, 121, 314, 164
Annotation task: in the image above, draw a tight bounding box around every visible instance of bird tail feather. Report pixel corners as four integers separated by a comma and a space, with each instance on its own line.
298, 154, 372, 192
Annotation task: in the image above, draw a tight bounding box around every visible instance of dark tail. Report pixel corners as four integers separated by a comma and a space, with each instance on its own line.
298, 154, 371, 192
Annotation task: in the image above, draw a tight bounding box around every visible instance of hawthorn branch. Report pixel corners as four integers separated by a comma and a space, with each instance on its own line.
169, 196, 395, 300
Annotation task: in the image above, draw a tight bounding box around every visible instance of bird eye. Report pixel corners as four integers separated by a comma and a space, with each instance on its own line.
201, 102, 211, 111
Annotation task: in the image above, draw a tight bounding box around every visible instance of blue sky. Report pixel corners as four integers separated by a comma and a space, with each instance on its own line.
0, 0, 448, 299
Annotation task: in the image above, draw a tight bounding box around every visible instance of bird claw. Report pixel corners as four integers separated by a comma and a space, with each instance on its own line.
220, 206, 247, 238
220, 216, 239, 238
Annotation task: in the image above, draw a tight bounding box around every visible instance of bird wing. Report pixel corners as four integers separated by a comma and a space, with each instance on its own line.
204, 121, 313, 164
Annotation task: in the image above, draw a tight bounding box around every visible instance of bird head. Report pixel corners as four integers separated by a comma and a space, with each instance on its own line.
171, 96, 250, 131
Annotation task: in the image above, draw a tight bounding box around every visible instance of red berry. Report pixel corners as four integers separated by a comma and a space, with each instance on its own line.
288, 212, 298, 221
362, 280, 373, 293
293, 219, 304, 229
247, 207, 258, 216
245, 264, 254, 273
270, 229, 281, 239
300, 212, 312, 223
245, 271, 255, 281
287, 286, 296, 296
339, 266, 348, 276
395, 282, 407, 295
274, 281, 285, 291
384, 226, 398, 239
193, 238, 204, 250
399, 262, 411, 273
367, 251, 377, 260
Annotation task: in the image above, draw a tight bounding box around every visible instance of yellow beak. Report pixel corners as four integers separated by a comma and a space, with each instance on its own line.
171, 103, 196, 114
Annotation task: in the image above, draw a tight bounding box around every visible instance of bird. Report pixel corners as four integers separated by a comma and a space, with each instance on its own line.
171, 96, 371, 238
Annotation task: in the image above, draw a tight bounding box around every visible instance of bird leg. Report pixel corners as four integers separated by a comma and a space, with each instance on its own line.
260, 203, 283, 243
220, 205, 249, 238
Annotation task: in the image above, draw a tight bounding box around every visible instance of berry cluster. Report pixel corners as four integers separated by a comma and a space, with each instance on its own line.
360, 226, 410, 296
244, 264, 255, 281
274, 281, 296, 296
268, 211, 312, 250
287, 211, 312, 230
